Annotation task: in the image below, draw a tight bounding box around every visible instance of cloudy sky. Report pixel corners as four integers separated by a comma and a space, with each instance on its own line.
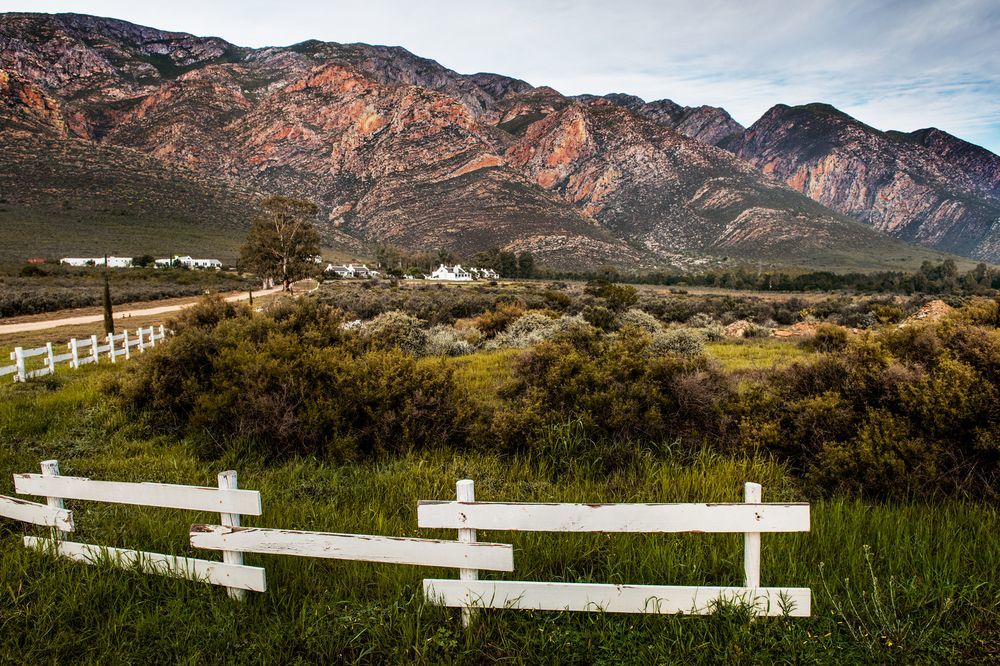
5, 0, 999, 153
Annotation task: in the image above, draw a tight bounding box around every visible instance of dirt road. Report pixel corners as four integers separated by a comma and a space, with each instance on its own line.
0, 287, 284, 335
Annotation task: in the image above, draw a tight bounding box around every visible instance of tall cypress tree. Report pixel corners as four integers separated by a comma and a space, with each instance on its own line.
102, 262, 115, 335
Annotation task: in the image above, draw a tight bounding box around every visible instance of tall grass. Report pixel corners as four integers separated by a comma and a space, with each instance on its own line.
0, 369, 996, 663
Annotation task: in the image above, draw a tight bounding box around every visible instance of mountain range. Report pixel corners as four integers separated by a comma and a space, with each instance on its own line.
1, 12, 998, 270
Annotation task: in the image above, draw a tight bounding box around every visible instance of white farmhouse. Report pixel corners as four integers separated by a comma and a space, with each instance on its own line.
325, 263, 381, 278
154, 255, 222, 269
60, 256, 133, 268
428, 264, 473, 281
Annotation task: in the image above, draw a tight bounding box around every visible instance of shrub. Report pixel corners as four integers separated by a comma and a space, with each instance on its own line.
486, 312, 594, 349
489, 335, 731, 449
362, 311, 428, 354
802, 324, 850, 353
474, 302, 525, 338
618, 308, 662, 334
425, 325, 475, 356
113, 299, 464, 460
648, 328, 705, 357
583, 305, 618, 332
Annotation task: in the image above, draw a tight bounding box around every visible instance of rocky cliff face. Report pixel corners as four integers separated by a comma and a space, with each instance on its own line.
728, 104, 1000, 261
0, 12, 989, 268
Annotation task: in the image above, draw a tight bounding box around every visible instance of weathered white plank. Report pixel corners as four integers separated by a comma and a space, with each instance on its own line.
190, 525, 515, 571
0, 364, 17, 377
14, 474, 262, 515
423, 580, 811, 617
51, 352, 74, 364
418, 501, 810, 533
0, 494, 74, 530
25, 367, 53, 379
10, 346, 47, 360
24, 537, 266, 592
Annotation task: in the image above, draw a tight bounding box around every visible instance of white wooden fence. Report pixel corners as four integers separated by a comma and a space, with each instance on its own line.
419, 480, 811, 618
3, 464, 811, 621
13, 461, 265, 598
2, 325, 166, 382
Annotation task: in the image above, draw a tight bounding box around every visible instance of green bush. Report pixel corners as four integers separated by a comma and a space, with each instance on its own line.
362, 311, 428, 354
648, 328, 705, 357
113, 298, 465, 460
802, 324, 850, 353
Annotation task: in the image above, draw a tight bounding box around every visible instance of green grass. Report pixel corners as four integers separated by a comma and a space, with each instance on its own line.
706, 338, 810, 371
0, 368, 996, 663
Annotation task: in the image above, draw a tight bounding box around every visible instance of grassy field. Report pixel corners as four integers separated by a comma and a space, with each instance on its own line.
0, 364, 997, 664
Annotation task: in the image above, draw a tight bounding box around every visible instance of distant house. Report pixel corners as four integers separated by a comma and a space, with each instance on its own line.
428, 264, 473, 281
470, 267, 500, 280
154, 255, 222, 269
325, 263, 381, 279
60, 256, 133, 268
26, 257, 47, 264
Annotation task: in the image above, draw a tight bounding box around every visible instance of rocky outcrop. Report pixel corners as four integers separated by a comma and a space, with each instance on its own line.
581, 93, 745, 146
728, 103, 1000, 261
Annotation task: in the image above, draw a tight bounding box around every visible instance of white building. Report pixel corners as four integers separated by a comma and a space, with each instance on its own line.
470, 267, 500, 280
60, 256, 133, 268
428, 264, 473, 281
154, 255, 222, 269
324, 263, 380, 279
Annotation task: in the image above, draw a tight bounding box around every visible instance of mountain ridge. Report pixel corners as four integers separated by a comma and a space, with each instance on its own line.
1, 11, 994, 269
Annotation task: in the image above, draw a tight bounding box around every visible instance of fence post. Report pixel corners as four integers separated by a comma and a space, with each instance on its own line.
218, 470, 247, 601
45, 342, 54, 376
41, 460, 69, 539
158, 324, 165, 342
69, 339, 79, 369
107, 334, 116, 363
148, 326, 156, 348
457, 479, 477, 628
744, 482, 762, 590
123, 329, 131, 360
13, 347, 26, 382
90, 335, 99, 365
138, 328, 146, 353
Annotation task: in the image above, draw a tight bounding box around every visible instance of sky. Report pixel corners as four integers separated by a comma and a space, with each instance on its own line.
3, 0, 999, 153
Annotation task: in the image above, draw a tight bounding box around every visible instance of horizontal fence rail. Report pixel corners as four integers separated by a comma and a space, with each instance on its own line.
0, 494, 74, 530
25, 537, 267, 592
14, 474, 263, 515
3, 326, 167, 382
423, 580, 812, 617
190, 525, 515, 571
417, 501, 811, 533
420, 480, 811, 621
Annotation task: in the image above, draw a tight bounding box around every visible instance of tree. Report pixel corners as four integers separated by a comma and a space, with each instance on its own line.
240, 196, 320, 291
132, 254, 155, 268
516, 251, 535, 278
102, 270, 115, 335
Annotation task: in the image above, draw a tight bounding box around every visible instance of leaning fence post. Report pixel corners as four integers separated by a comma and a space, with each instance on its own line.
744, 482, 762, 591
123, 329, 131, 360
457, 479, 477, 628
69, 338, 79, 369
218, 470, 247, 601
90, 335, 99, 365
13, 347, 26, 382
44, 342, 55, 376
41, 460, 69, 539
107, 334, 116, 363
